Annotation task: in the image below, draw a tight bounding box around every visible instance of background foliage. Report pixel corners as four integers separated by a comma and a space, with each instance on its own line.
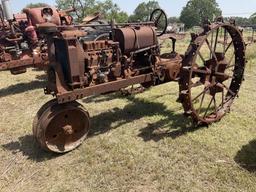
25, 3, 50, 8
128, 1, 160, 22
25, 0, 256, 29
55, 0, 128, 22
180, 0, 222, 28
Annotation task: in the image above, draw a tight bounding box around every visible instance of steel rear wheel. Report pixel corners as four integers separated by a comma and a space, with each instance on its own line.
34, 101, 90, 153
179, 23, 246, 124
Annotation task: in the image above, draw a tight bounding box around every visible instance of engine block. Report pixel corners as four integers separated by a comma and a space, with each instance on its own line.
45, 25, 179, 102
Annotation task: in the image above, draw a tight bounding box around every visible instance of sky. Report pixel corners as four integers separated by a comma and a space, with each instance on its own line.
8, 0, 256, 18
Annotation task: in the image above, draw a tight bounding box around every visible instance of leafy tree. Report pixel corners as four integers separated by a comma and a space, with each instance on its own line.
56, 0, 95, 20
129, 1, 160, 22
26, 3, 50, 8
225, 17, 252, 26
55, 0, 128, 23
114, 11, 129, 23
168, 17, 180, 24
92, 0, 128, 22
250, 13, 256, 24
180, 0, 222, 28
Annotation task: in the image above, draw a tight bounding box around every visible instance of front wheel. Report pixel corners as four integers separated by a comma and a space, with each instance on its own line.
33, 100, 90, 153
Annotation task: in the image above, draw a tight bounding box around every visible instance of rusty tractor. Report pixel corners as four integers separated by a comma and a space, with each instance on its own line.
33, 9, 246, 153
0, 0, 75, 75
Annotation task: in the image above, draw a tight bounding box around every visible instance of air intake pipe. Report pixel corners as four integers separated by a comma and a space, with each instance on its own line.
1, 0, 13, 20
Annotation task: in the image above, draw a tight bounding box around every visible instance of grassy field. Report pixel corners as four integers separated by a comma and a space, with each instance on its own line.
0, 37, 256, 192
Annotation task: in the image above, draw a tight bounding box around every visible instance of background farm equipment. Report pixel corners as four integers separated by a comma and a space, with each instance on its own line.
32, 9, 246, 153
241, 25, 256, 45
0, 0, 75, 75
0, 1, 122, 76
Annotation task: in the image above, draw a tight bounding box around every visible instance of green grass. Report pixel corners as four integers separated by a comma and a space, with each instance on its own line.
0, 41, 256, 192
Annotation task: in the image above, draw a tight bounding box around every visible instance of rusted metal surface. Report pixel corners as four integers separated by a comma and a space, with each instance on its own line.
58, 8, 75, 25
0, 6, 75, 74
159, 53, 182, 81
0, 56, 47, 72
55, 74, 154, 104
114, 26, 157, 54
179, 22, 246, 125
33, 100, 90, 153
13, 13, 27, 22
33, 9, 246, 153
82, 12, 101, 24
23, 7, 61, 26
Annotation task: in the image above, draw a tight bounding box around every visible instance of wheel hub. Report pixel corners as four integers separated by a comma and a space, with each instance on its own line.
63, 125, 74, 135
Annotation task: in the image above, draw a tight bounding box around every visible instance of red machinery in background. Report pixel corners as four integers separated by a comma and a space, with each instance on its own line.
0, 0, 74, 75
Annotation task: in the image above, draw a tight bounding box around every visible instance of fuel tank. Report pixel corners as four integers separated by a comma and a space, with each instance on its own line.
113, 26, 157, 55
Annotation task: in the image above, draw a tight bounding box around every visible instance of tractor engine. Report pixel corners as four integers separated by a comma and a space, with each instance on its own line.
46, 25, 168, 96
83, 40, 122, 85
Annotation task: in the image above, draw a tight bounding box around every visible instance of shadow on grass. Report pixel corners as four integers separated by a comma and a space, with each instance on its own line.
0, 80, 46, 98
234, 139, 256, 172
2, 93, 207, 161
82, 91, 173, 104
89, 95, 207, 142
2, 135, 61, 162
35, 74, 47, 81
82, 93, 122, 103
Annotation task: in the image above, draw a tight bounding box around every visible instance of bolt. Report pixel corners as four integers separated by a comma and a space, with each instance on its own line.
63, 125, 74, 135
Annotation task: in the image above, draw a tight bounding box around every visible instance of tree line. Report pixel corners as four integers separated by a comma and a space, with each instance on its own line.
26, 0, 256, 28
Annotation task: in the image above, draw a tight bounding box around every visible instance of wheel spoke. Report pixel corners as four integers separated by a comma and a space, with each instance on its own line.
227, 52, 235, 67
192, 87, 209, 102
213, 28, 219, 52
155, 12, 163, 25
215, 72, 232, 79
213, 96, 217, 115
203, 96, 214, 118
206, 39, 218, 62
224, 41, 233, 55
218, 83, 236, 96
224, 86, 236, 97
226, 64, 235, 69
223, 29, 228, 52
221, 89, 224, 107
210, 32, 214, 58
198, 51, 206, 64
198, 90, 206, 114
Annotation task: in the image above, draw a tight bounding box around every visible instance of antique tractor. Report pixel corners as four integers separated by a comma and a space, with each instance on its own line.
0, 0, 74, 74
33, 9, 246, 153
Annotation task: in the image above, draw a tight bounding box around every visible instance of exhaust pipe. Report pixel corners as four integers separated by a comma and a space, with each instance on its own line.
1, 0, 13, 20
